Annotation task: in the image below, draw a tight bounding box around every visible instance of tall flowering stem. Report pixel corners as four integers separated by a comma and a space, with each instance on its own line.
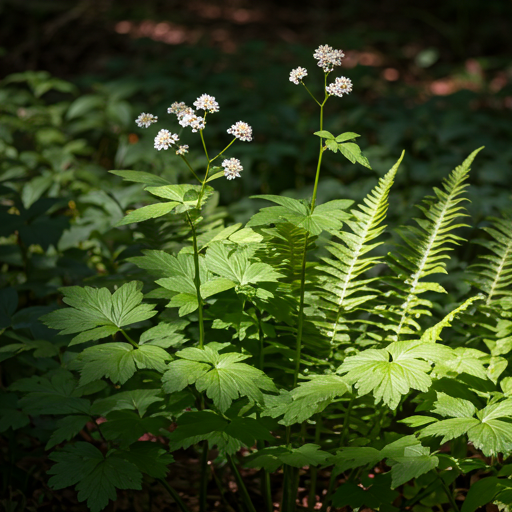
186, 212, 205, 350
292, 76, 328, 388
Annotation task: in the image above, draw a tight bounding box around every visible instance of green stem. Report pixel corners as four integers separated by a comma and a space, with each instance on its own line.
310, 102, 325, 211
159, 478, 191, 512
320, 397, 354, 512
301, 82, 321, 106
438, 474, 460, 512
308, 415, 322, 511
227, 453, 257, 512
210, 138, 236, 163
180, 156, 201, 183
281, 465, 298, 512
199, 129, 209, 162
292, 96, 326, 389
186, 212, 204, 349
199, 441, 209, 512
120, 329, 138, 348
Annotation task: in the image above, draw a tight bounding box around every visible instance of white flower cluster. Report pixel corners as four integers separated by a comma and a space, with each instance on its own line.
179, 112, 206, 132
135, 112, 158, 128
193, 94, 219, 113
222, 158, 243, 180
227, 121, 253, 142
154, 129, 179, 151
175, 145, 189, 155
168, 100, 206, 132
289, 66, 308, 85
313, 44, 345, 72
167, 102, 189, 115
326, 76, 353, 97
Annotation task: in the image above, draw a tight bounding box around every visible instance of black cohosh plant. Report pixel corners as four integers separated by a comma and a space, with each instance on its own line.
3, 45, 512, 512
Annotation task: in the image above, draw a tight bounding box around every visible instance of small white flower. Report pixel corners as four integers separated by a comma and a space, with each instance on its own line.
176, 145, 189, 155
154, 129, 179, 151
136, 112, 158, 128
179, 113, 206, 132
168, 102, 189, 115
227, 121, 252, 142
289, 67, 308, 85
313, 44, 345, 72
222, 158, 243, 180
326, 76, 353, 97
193, 94, 219, 113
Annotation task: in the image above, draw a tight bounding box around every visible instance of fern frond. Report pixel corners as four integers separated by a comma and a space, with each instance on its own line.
315, 152, 404, 347
470, 215, 512, 306
385, 147, 483, 341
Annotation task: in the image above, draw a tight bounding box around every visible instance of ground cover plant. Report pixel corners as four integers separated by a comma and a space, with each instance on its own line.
1, 44, 512, 512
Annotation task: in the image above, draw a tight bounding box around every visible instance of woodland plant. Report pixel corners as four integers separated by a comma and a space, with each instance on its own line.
2, 45, 512, 512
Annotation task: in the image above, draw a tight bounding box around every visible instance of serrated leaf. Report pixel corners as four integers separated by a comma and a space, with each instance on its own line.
205, 243, 283, 287
90, 389, 163, 417
162, 344, 276, 412
337, 341, 448, 409
80, 343, 171, 386
13, 371, 90, 415
48, 443, 142, 512
420, 396, 512, 456
421, 296, 483, 343
247, 195, 353, 235
120, 442, 174, 479
332, 474, 399, 510
46, 415, 90, 450
0, 393, 30, 432
41, 282, 157, 346
116, 201, 179, 226
109, 170, 171, 187
100, 410, 169, 447
245, 444, 330, 472
279, 375, 350, 425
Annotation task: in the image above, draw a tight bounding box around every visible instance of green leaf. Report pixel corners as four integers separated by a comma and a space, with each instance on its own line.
90, 389, 164, 417
41, 282, 157, 346
100, 410, 169, 447
388, 445, 439, 488
46, 415, 90, 450
206, 170, 225, 182
421, 296, 483, 342
279, 375, 350, 425
245, 444, 330, 472
13, 371, 90, 415
247, 195, 353, 235
162, 344, 276, 412
337, 341, 449, 409
461, 477, 499, 512
314, 130, 335, 139
120, 442, 174, 479
200, 278, 237, 299
80, 343, 171, 386
0, 287, 18, 328
205, 243, 283, 288
109, 170, 171, 187
0, 393, 30, 432
332, 474, 399, 510
420, 396, 512, 456
167, 410, 274, 453
116, 201, 179, 226
335, 132, 361, 142
48, 443, 142, 512
337, 142, 372, 169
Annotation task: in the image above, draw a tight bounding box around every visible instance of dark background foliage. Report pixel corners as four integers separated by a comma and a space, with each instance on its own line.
1, 0, 511, 217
